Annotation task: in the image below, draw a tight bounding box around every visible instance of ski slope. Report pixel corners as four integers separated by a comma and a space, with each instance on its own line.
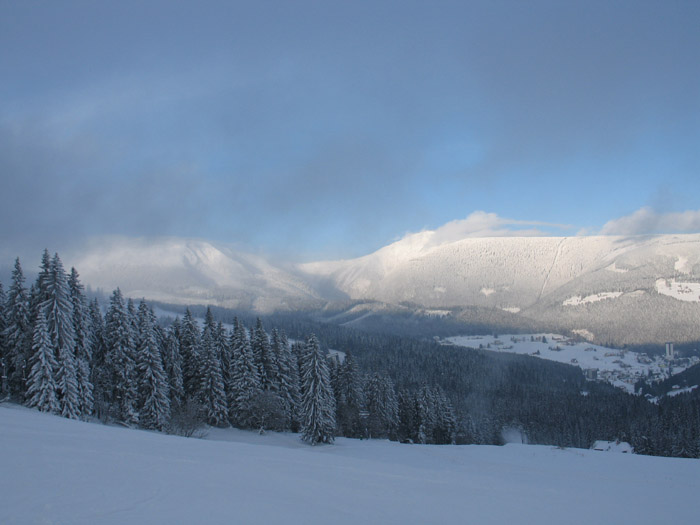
1, 405, 698, 524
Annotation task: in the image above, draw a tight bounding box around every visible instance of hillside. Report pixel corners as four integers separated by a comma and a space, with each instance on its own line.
57, 231, 700, 345
1, 404, 698, 525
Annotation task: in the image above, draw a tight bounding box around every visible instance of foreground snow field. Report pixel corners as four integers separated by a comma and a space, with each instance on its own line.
1, 405, 698, 525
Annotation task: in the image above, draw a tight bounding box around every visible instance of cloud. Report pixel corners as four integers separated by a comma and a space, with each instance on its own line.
400, 211, 572, 250
600, 207, 700, 235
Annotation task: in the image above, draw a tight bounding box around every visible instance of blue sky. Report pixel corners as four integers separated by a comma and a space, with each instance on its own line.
1, 0, 699, 261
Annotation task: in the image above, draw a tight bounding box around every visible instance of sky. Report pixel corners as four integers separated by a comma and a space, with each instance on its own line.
1, 0, 699, 262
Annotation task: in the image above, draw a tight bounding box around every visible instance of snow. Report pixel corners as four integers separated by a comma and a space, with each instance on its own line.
591, 440, 633, 453
667, 385, 698, 397
2, 404, 699, 525
655, 279, 700, 303
563, 292, 623, 306
501, 307, 521, 313
444, 334, 700, 393
675, 255, 690, 274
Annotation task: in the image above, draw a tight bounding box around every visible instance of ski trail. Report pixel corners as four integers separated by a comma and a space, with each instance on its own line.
539, 237, 566, 301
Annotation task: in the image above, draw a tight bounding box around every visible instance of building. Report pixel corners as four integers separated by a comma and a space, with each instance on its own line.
665, 342, 675, 360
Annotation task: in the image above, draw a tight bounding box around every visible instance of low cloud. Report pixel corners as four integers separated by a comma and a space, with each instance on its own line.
600, 207, 700, 236
401, 211, 572, 250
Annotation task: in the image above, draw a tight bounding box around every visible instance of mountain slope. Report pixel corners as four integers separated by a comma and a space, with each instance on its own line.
68, 236, 323, 312
300, 233, 700, 344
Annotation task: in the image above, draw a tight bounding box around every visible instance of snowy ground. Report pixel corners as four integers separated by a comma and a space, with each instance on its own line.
444, 334, 700, 393
2, 405, 699, 525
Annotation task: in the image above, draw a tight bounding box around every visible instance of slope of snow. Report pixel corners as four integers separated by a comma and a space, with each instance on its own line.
68, 236, 322, 312
2, 405, 699, 525
563, 292, 623, 306
655, 279, 700, 303
445, 334, 700, 393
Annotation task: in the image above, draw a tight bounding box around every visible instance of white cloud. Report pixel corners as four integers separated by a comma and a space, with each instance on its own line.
398, 211, 571, 250
600, 207, 700, 235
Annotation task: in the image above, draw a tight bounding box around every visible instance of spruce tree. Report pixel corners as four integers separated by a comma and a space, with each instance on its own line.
0, 281, 6, 395
104, 289, 138, 425
88, 298, 109, 419
68, 267, 93, 417
162, 319, 185, 411
25, 310, 59, 413
229, 318, 261, 427
3, 258, 32, 397
179, 309, 201, 399
335, 353, 364, 437
300, 334, 335, 444
199, 308, 227, 427
44, 254, 79, 419
252, 318, 278, 392
135, 301, 170, 430
272, 329, 300, 430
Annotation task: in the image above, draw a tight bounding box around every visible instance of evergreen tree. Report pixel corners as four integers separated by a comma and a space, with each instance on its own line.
44, 254, 79, 419
0, 281, 6, 395
299, 334, 335, 444
135, 301, 170, 430
3, 258, 32, 397
162, 319, 185, 411
334, 353, 364, 437
25, 310, 59, 413
199, 308, 227, 427
68, 267, 93, 417
364, 373, 398, 439
179, 309, 201, 399
252, 318, 278, 392
104, 289, 138, 425
229, 318, 261, 427
272, 329, 300, 430
88, 298, 109, 419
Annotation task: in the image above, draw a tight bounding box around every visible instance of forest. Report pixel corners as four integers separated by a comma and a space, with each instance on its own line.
1, 251, 699, 457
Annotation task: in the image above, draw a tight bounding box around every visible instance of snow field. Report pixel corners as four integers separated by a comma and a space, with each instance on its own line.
445, 334, 700, 393
1, 405, 699, 525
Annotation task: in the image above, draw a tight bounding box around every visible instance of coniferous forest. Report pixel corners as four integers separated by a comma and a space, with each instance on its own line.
1, 251, 699, 456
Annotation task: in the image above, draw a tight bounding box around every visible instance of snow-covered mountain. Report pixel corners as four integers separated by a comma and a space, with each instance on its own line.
67, 236, 323, 313
299, 232, 700, 344
65, 231, 700, 344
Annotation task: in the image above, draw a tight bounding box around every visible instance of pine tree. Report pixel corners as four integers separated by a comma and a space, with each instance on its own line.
25, 310, 59, 413
180, 309, 201, 399
44, 254, 79, 419
135, 301, 170, 430
199, 308, 227, 427
252, 318, 278, 392
104, 289, 138, 425
300, 334, 335, 444
0, 281, 6, 395
162, 319, 185, 411
68, 267, 93, 418
364, 373, 398, 439
334, 352, 364, 437
3, 258, 32, 397
271, 329, 300, 430
228, 318, 261, 427
88, 298, 109, 419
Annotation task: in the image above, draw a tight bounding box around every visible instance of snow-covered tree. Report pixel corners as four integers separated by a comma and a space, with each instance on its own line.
299, 334, 335, 444
25, 309, 59, 413
161, 319, 184, 411
251, 318, 278, 392
334, 352, 364, 437
364, 373, 398, 439
3, 258, 31, 397
68, 267, 93, 417
271, 329, 300, 430
179, 309, 201, 399
228, 318, 261, 427
135, 301, 170, 430
104, 289, 138, 425
44, 254, 79, 419
198, 308, 227, 427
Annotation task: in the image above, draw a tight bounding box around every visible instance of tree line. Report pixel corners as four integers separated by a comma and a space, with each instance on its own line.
0, 251, 455, 445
